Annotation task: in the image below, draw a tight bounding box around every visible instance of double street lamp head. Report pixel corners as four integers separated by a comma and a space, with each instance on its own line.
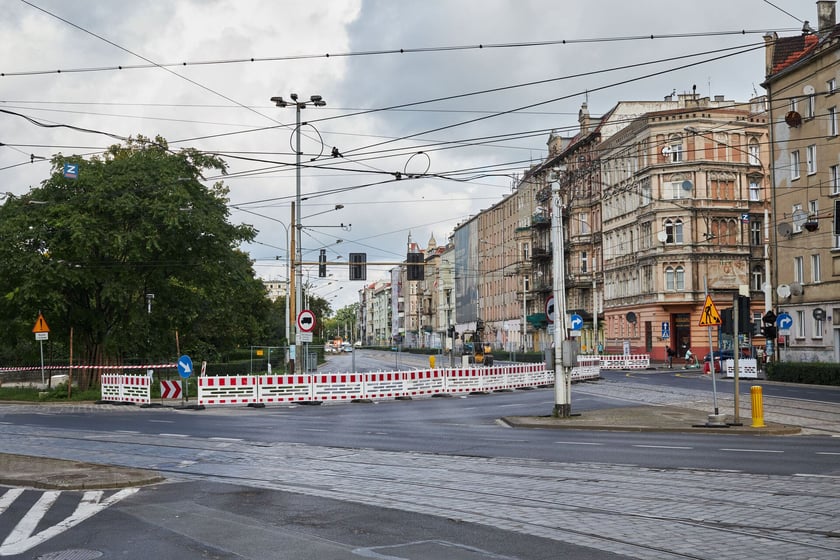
270, 94, 326, 108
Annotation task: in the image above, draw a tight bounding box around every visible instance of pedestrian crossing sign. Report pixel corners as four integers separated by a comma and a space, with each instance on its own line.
698, 295, 722, 327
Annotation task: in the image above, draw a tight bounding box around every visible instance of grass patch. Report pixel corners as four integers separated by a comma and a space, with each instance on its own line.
0, 383, 101, 402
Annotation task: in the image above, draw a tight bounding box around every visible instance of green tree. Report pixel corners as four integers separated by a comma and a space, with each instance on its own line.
0, 136, 271, 386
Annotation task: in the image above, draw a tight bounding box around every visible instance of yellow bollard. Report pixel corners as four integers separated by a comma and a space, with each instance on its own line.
429, 355, 436, 369
751, 385, 766, 428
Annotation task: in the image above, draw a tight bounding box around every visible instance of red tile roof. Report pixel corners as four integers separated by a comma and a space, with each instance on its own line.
771, 33, 820, 74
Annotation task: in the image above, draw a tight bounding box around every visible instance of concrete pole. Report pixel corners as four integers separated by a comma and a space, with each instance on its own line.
552, 175, 570, 418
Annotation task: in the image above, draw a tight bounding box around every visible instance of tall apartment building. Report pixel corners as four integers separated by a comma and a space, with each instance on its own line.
763, 0, 840, 362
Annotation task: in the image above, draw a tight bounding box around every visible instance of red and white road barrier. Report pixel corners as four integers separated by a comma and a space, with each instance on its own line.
101, 373, 151, 404
192, 361, 596, 407
598, 354, 650, 369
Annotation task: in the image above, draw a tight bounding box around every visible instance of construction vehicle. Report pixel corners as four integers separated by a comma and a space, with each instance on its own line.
463, 320, 494, 366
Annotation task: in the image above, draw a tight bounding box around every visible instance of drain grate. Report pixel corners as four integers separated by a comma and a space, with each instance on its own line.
37, 549, 103, 560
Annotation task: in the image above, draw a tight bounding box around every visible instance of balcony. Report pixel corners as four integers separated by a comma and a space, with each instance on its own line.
531, 213, 550, 228
531, 247, 551, 261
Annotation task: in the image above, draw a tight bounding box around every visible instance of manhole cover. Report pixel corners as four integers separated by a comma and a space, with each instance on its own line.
37, 549, 103, 560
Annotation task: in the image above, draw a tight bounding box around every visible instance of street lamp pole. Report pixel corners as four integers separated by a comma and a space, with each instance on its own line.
271, 93, 326, 374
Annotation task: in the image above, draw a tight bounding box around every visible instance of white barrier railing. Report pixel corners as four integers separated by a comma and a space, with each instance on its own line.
95, 361, 602, 407
723, 358, 759, 379
571, 356, 601, 381
101, 373, 151, 404
598, 354, 650, 369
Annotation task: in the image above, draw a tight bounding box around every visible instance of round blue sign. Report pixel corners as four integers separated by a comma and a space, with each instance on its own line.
177, 355, 194, 379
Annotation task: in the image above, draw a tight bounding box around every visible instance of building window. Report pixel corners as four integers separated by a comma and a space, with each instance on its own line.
831, 165, 840, 194
831, 107, 839, 136
522, 243, 528, 260
751, 265, 763, 291
794, 256, 804, 283
664, 218, 683, 244
791, 151, 801, 180
796, 310, 806, 338
748, 139, 760, 165
750, 219, 762, 246
809, 199, 819, 217
665, 266, 674, 290
675, 265, 685, 290
790, 97, 799, 112
749, 179, 761, 201
829, 78, 837, 94
669, 181, 685, 199
814, 317, 824, 339
668, 135, 683, 163
812, 254, 821, 283
806, 145, 817, 175
807, 94, 816, 118
793, 203, 803, 233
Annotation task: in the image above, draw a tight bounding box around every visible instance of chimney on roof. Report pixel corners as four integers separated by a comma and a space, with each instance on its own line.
818, 1, 836, 32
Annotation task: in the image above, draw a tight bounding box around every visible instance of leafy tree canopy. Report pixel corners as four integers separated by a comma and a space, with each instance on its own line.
0, 136, 272, 378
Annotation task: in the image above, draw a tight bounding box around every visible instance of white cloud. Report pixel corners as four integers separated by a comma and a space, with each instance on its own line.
0, 0, 814, 309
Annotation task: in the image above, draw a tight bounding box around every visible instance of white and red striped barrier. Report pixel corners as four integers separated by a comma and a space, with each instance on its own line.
101, 373, 151, 404
598, 354, 650, 369
191, 361, 598, 407
197, 375, 258, 405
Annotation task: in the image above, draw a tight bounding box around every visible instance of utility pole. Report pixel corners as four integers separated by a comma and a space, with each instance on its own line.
551, 168, 571, 418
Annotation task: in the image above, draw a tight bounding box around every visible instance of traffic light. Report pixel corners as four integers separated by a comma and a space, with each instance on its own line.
720, 308, 734, 335
761, 325, 777, 339
406, 251, 424, 281
349, 252, 366, 281
318, 248, 327, 278
737, 295, 751, 333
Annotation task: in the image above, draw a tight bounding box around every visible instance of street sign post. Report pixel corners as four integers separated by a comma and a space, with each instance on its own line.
32, 313, 50, 386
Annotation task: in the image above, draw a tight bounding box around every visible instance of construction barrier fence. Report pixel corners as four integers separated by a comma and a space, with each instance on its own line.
92, 359, 602, 406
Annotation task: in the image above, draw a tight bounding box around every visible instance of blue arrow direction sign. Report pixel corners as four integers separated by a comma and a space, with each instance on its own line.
776, 312, 793, 330
177, 355, 194, 379
570, 313, 583, 330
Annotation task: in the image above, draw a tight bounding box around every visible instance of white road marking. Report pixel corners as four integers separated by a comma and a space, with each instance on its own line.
0, 489, 23, 515
149, 419, 174, 424
0, 488, 138, 556
158, 433, 189, 438
816, 451, 840, 455
554, 441, 604, 446
633, 445, 693, 450
719, 448, 783, 453
793, 473, 840, 479
209, 437, 243, 442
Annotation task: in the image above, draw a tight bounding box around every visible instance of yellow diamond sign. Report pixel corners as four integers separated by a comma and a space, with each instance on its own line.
698, 295, 722, 327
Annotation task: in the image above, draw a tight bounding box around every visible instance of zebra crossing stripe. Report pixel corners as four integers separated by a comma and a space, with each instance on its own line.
0, 488, 138, 556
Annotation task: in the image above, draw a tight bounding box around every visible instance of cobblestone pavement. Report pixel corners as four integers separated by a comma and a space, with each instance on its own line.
1, 374, 839, 559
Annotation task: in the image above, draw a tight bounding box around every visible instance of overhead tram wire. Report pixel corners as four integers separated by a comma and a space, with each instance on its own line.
1, 27, 797, 79
166, 40, 772, 150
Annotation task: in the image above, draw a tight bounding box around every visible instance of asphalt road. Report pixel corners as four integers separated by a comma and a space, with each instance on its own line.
0, 352, 838, 560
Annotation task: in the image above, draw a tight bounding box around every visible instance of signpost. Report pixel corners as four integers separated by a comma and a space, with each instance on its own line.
569, 313, 583, 337
32, 313, 50, 386
177, 355, 193, 404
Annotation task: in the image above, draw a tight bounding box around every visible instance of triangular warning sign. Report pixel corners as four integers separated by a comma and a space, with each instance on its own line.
698, 295, 722, 327
32, 313, 50, 333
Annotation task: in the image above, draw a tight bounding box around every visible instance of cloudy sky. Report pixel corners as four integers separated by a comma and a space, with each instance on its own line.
0, 0, 815, 309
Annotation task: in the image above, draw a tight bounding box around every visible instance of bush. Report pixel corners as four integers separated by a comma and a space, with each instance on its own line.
765, 361, 840, 386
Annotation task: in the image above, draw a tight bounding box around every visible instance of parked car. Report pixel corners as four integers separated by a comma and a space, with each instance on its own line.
341, 343, 353, 353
